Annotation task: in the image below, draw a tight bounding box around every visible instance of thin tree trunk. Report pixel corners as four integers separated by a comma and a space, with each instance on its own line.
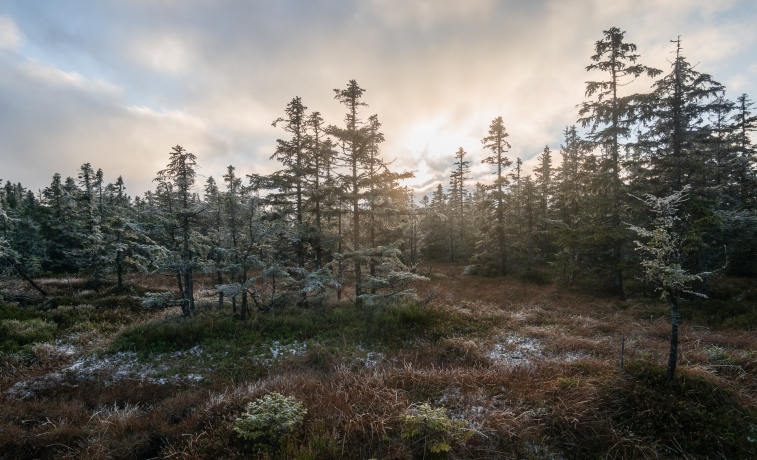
217, 269, 224, 308
181, 269, 193, 317
667, 294, 680, 380
116, 251, 123, 290
353, 172, 362, 307
176, 271, 183, 296
337, 198, 343, 301
14, 264, 48, 297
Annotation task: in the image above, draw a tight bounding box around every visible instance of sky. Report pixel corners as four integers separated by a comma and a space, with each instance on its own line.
1, 0, 756, 198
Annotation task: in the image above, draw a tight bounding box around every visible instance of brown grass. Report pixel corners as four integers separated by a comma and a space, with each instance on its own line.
1, 263, 756, 459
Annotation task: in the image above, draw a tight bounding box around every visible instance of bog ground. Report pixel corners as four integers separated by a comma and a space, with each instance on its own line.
1, 264, 756, 459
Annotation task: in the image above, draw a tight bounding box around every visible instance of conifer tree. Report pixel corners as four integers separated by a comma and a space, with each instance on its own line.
271, 97, 310, 268
629, 186, 706, 379
450, 147, 471, 260
155, 145, 201, 316
479, 117, 512, 274
328, 80, 371, 305
578, 27, 661, 296
534, 145, 552, 262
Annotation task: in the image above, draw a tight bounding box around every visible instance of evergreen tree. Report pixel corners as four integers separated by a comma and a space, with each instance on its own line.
449, 147, 471, 261
328, 80, 372, 305
578, 27, 661, 296
534, 145, 553, 262
155, 145, 201, 316
271, 97, 310, 268
477, 116, 513, 274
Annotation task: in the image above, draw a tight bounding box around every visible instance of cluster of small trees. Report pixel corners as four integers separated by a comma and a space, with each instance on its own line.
1, 28, 756, 309
421, 29, 756, 295
1, 81, 424, 314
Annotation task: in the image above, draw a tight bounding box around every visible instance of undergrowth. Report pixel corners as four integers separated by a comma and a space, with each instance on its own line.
602, 362, 757, 458
110, 300, 486, 356
1, 271, 756, 459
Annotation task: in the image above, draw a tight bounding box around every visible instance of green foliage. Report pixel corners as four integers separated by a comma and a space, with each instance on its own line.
604, 362, 757, 458
400, 403, 473, 455
0, 317, 56, 352
110, 300, 482, 356
234, 392, 307, 448
557, 377, 579, 389
704, 345, 737, 366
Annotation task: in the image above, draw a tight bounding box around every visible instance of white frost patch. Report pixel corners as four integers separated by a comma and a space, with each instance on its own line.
361, 351, 384, 368
249, 340, 308, 366
488, 335, 543, 366
6, 350, 205, 400
31, 342, 79, 357
350, 346, 385, 368
561, 351, 585, 362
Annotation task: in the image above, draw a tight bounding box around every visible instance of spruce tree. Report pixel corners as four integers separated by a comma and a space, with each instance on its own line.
534, 145, 552, 262
578, 27, 661, 296
479, 117, 513, 274
155, 145, 201, 316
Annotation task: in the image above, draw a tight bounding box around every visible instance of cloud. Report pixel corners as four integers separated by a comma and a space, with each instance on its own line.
129, 34, 194, 74
1, 0, 755, 197
0, 16, 21, 49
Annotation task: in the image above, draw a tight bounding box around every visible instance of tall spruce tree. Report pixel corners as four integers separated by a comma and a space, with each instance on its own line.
578, 27, 661, 296
479, 116, 513, 274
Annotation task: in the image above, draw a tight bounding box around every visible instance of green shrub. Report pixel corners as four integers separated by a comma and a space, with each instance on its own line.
603, 362, 757, 458
234, 393, 307, 449
705, 345, 737, 366
0, 318, 57, 352
400, 403, 473, 456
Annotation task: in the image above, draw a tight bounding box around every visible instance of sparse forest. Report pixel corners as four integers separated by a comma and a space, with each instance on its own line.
1, 29, 757, 459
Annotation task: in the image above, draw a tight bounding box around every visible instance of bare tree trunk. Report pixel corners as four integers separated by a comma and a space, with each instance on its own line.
176, 271, 183, 295
667, 294, 680, 380
13, 263, 48, 297
185, 270, 195, 315
217, 270, 223, 308
116, 250, 123, 290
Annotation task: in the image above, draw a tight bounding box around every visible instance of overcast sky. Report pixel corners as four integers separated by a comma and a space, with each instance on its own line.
1, 0, 755, 197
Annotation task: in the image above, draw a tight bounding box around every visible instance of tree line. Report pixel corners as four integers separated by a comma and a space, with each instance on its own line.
1, 28, 755, 313
423, 30, 756, 296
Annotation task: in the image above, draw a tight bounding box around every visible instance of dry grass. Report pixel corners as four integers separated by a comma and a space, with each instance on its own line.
1, 264, 756, 459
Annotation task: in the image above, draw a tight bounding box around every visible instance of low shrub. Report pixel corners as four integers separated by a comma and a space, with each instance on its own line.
0, 318, 57, 352
400, 403, 473, 456
234, 392, 307, 450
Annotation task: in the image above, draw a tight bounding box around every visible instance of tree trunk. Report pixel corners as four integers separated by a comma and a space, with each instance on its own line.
217, 269, 224, 308
353, 178, 362, 307
13, 263, 48, 297
176, 271, 183, 295
116, 250, 123, 290
667, 294, 680, 380
183, 270, 194, 316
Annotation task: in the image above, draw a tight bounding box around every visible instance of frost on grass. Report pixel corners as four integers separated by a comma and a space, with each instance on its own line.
7, 339, 319, 399
488, 335, 543, 366
250, 340, 308, 366
349, 346, 385, 368
6, 348, 207, 400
